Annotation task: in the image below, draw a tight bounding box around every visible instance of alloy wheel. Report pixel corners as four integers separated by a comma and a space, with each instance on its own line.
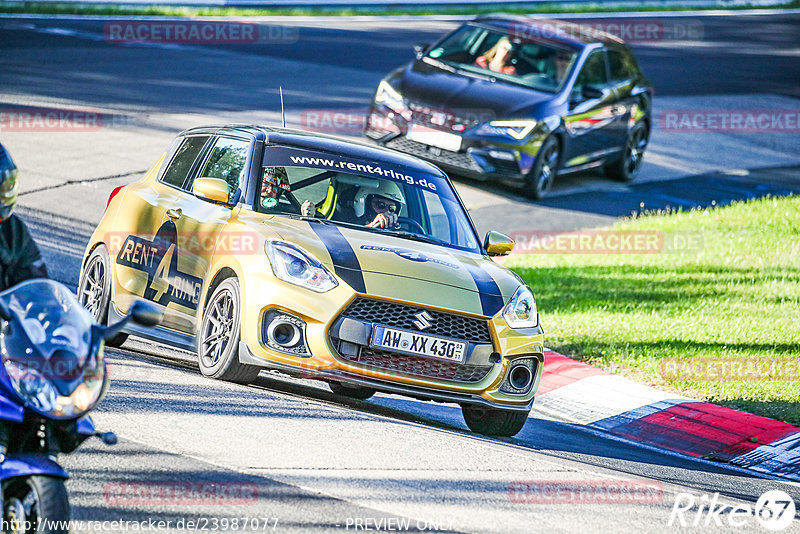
79, 255, 106, 321
536, 143, 559, 196
201, 289, 235, 368
626, 126, 648, 176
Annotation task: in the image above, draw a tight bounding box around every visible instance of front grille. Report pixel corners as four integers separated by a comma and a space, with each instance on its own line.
336, 344, 493, 383
406, 102, 483, 132
489, 157, 522, 176
385, 137, 483, 173
341, 297, 492, 344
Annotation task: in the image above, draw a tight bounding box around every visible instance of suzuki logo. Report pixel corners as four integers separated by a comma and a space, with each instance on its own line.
413, 311, 433, 331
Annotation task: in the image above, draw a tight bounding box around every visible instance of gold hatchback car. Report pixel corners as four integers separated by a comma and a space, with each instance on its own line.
79, 126, 545, 436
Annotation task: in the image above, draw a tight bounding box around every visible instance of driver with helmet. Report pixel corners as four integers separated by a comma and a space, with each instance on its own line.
352, 180, 405, 229
0, 143, 48, 292
266, 169, 407, 230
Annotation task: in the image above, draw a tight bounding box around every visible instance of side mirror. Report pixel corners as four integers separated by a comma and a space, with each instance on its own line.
95, 300, 163, 343
128, 300, 163, 327
581, 84, 606, 100
192, 177, 231, 204
413, 42, 430, 59
484, 231, 515, 257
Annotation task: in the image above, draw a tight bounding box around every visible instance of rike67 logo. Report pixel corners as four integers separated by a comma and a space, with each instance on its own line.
669, 490, 796, 531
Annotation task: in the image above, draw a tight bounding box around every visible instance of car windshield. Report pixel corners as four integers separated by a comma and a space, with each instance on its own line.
425, 24, 579, 93
257, 149, 480, 252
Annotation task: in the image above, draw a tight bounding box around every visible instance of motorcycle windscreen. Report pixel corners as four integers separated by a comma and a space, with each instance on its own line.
0, 279, 107, 419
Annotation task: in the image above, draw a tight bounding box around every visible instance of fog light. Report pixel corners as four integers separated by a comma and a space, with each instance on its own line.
500, 358, 538, 395
262, 310, 310, 356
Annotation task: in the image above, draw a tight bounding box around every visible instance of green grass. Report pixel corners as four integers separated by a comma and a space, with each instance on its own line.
1, 0, 799, 17
505, 195, 800, 425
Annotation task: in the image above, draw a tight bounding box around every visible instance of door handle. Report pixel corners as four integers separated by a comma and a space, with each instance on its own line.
166, 208, 182, 220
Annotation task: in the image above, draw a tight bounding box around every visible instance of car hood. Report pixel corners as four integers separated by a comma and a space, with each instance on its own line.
397, 60, 554, 119
263, 217, 520, 317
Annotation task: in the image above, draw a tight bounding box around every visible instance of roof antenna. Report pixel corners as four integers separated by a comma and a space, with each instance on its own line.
279, 86, 286, 128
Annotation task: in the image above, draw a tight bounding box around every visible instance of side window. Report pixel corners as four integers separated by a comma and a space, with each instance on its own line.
608, 49, 634, 82
161, 136, 209, 189
195, 137, 250, 202
575, 51, 608, 89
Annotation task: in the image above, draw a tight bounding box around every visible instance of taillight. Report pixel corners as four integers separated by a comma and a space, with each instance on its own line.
105, 185, 125, 213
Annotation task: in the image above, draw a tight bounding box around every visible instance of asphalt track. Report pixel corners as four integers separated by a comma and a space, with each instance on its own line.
1, 11, 799, 533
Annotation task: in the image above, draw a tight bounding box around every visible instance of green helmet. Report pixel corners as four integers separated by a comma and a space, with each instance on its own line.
0, 144, 18, 223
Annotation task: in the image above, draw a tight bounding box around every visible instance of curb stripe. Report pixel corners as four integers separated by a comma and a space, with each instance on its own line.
462, 262, 505, 317
537, 350, 606, 394
538, 348, 800, 481
308, 223, 366, 293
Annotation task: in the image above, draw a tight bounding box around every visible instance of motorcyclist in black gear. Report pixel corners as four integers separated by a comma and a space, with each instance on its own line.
0, 143, 48, 291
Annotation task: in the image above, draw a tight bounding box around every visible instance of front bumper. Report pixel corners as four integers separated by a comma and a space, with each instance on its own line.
237, 273, 544, 410
239, 342, 537, 412
365, 106, 540, 182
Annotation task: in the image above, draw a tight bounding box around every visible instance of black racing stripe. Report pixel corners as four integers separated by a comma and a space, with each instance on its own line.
464, 262, 505, 317
309, 223, 367, 293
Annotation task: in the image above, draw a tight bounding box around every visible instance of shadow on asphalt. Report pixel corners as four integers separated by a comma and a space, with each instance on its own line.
104, 345, 800, 511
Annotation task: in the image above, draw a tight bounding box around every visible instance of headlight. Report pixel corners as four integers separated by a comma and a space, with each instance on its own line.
502, 286, 538, 329
265, 240, 338, 293
3, 358, 106, 419
375, 81, 405, 114
476, 120, 538, 140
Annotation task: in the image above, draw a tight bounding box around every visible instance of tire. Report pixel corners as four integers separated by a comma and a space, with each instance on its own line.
605, 121, 649, 182
523, 135, 560, 200
78, 245, 128, 347
328, 382, 376, 400
461, 404, 530, 437
197, 277, 260, 385
3, 476, 70, 534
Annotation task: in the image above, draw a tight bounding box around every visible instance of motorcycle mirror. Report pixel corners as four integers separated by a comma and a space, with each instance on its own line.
129, 300, 163, 327
95, 431, 118, 445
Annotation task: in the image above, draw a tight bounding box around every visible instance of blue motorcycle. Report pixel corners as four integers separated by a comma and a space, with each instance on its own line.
0, 279, 161, 533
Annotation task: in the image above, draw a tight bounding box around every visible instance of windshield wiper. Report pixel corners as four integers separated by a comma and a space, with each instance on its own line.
422, 56, 457, 74
455, 67, 496, 83
379, 229, 448, 247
